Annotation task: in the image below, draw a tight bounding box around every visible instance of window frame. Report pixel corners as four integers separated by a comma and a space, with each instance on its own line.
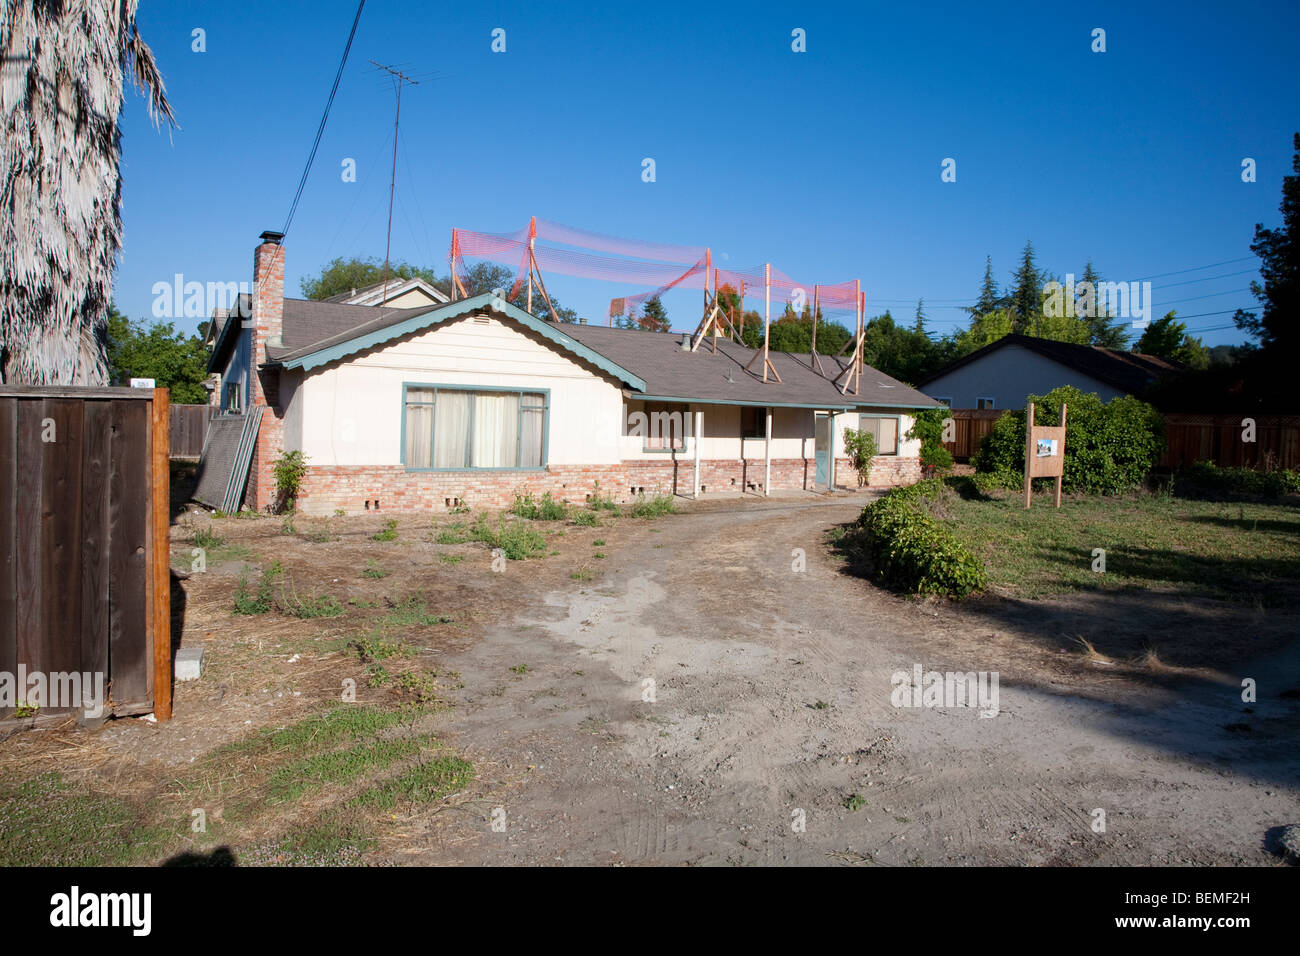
739, 405, 768, 440
976, 397, 996, 410
858, 413, 902, 457
639, 400, 690, 454
400, 382, 550, 472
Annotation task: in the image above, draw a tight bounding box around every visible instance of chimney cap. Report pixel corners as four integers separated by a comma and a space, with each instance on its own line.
259, 230, 285, 245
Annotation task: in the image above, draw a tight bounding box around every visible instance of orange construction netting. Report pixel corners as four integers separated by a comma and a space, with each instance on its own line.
449, 217, 864, 326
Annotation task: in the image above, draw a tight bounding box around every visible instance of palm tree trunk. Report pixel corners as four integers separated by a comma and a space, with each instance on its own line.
0, 0, 173, 384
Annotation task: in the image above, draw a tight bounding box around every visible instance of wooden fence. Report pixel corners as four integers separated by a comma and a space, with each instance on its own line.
170, 403, 213, 459
1159, 413, 1300, 470
0, 386, 172, 724
941, 407, 1300, 471
942, 408, 1006, 461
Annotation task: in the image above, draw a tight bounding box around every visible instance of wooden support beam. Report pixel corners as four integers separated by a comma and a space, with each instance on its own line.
151, 388, 172, 721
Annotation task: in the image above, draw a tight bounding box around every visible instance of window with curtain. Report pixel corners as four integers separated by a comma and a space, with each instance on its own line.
404, 386, 547, 469
858, 415, 899, 456
643, 401, 688, 451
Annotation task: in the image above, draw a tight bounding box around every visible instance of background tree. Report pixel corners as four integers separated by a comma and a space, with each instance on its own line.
1009, 241, 1042, 334
1079, 261, 1129, 348
1136, 312, 1210, 369
299, 256, 442, 299
965, 256, 1004, 318
106, 306, 211, 402
636, 296, 671, 332
1, 1, 173, 384
1234, 131, 1300, 363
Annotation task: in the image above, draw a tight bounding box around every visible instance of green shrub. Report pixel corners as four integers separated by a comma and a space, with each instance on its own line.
842, 428, 877, 486
272, 449, 309, 514
849, 480, 986, 598
1173, 461, 1300, 499
973, 386, 1163, 495
906, 408, 955, 474
572, 510, 599, 527
512, 492, 568, 521
471, 515, 549, 559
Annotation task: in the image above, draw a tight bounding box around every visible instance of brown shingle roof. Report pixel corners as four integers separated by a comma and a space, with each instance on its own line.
916, 333, 1179, 396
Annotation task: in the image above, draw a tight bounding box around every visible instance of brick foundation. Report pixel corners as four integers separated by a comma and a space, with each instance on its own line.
291, 456, 922, 515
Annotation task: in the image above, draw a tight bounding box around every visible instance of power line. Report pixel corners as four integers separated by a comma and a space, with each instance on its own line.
281, 0, 367, 238
1135, 256, 1256, 281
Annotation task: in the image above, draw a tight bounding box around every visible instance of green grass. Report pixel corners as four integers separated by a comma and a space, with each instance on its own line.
266, 736, 429, 804
0, 774, 171, 866
437, 553, 464, 566
381, 594, 452, 628
627, 493, 677, 518
940, 485, 1300, 604
362, 559, 387, 579
434, 522, 472, 545
219, 704, 420, 757
346, 755, 475, 810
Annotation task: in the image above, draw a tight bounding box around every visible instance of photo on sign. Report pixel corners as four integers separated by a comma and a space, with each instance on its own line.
1036, 438, 1058, 458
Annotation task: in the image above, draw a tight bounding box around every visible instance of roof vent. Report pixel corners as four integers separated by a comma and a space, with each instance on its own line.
727, 368, 735, 384
259, 230, 285, 245
680, 334, 691, 351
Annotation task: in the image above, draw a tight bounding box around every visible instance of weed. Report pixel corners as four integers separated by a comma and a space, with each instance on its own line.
381, 594, 452, 628
627, 493, 677, 518
471, 514, 548, 559
437, 553, 464, 566
843, 794, 867, 812
347, 756, 474, 810
572, 510, 599, 527
233, 561, 282, 615
372, 518, 399, 542
362, 559, 387, 579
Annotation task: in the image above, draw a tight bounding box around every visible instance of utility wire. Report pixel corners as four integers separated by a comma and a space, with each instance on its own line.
282, 0, 367, 239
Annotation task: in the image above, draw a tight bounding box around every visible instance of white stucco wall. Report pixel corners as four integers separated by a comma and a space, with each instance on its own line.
287, 313, 927, 468
295, 314, 627, 466
921, 344, 1123, 409
833, 409, 921, 459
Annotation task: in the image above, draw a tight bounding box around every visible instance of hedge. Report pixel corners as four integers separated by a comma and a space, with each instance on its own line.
1173, 461, 1300, 499
973, 386, 1164, 495
852, 479, 987, 598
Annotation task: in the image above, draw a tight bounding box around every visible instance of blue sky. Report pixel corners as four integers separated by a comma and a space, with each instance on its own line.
117, 0, 1300, 347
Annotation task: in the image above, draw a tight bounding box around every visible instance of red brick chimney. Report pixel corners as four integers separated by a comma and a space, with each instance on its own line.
247, 230, 286, 511
250, 230, 285, 406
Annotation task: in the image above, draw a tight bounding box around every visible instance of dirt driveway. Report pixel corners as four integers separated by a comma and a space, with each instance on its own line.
405, 498, 1300, 866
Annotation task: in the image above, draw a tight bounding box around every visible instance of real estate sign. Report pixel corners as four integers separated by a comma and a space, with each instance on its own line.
1024, 401, 1067, 509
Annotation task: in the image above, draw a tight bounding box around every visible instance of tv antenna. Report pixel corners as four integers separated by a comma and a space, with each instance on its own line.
370, 60, 420, 301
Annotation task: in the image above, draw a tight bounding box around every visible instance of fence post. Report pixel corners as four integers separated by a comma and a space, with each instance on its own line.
152, 388, 172, 721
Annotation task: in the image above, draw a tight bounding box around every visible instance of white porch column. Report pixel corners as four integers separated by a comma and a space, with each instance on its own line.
764, 406, 773, 496
829, 411, 837, 490
692, 407, 702, 498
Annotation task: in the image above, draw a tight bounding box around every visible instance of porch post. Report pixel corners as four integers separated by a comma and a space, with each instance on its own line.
829, 412, 837, 490
764, 406, 773, 496
692, 407, 702, 498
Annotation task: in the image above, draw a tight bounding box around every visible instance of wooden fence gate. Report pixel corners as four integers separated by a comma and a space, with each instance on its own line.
169, 403, 213, 459
0, 386, 172, 724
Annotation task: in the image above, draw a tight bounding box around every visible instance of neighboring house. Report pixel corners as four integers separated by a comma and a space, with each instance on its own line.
917, 333, 1179, 410
211, 231, 939, 514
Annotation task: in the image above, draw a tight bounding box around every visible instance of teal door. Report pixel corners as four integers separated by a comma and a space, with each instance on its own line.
814, 413, 830, 487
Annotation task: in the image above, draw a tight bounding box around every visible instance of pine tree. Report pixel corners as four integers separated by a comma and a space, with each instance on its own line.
914, 298, 926, 333
638, 295, 670, 332
1010, 242, 1041, 334
966, 256, 1002, 317
1079, 261, 1128, 349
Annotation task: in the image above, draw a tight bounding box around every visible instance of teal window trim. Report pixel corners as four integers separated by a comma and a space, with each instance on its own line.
859, 412, 902, 456
401, 381, 551, 472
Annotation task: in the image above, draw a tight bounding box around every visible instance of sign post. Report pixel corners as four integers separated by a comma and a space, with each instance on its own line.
1024, 402, 1067, 509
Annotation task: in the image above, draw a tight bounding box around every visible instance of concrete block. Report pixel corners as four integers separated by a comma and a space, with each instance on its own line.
175, 646, 205, 682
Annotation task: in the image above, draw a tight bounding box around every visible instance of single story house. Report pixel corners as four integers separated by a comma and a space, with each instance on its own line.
916, 333, 1179, 410
208, 231, 939, 514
